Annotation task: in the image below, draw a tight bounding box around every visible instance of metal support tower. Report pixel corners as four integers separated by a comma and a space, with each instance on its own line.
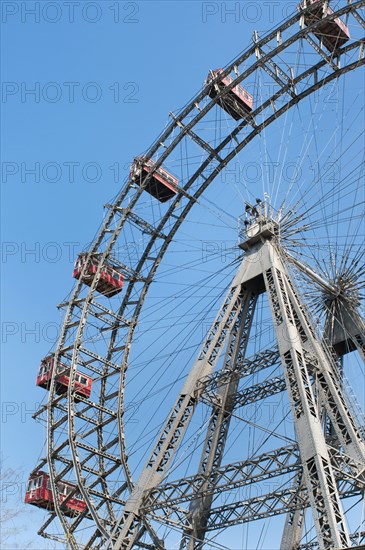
109, 203, 365, 550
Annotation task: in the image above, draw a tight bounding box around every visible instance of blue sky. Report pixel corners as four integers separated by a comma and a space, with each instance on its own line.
1, 1, 365, 548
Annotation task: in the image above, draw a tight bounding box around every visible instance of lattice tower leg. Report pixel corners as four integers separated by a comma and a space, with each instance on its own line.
183, 290, 258, 549
261, 242, 363, 549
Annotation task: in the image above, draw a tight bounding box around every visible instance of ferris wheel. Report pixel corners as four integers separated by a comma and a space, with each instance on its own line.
25, 1, 365, 549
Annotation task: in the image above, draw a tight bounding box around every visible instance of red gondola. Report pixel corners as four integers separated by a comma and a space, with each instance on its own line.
25, 471, 86, 516
130, 157, 178, 202
206, 69, 253, 121
299, 0, 350, 52
36, 354, 92, 399
73, 253, 124, 297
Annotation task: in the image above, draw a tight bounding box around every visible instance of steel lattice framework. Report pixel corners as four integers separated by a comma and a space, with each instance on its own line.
31, 1, 365, 548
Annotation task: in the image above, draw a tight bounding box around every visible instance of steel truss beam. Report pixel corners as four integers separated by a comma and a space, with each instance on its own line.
145, 477, 362, 534
201, 375, 287, 409
143, 443, 364, 512
145, 444, 300, 511
196, 347, 280, 398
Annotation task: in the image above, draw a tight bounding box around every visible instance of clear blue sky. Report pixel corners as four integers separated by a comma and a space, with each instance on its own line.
1, 1, 364, 548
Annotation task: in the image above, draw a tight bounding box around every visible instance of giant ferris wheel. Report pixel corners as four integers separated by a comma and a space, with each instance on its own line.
25, 1, 365, 549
